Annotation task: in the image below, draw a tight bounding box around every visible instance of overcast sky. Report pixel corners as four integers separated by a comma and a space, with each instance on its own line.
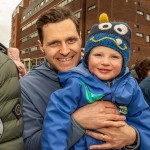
0, 0, 21, 47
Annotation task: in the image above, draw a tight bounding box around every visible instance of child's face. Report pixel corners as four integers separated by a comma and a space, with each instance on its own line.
88, 46, 123, 81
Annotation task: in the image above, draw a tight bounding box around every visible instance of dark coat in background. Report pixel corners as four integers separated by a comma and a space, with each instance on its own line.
0, 52, 24, 150
139, 76, 150, 106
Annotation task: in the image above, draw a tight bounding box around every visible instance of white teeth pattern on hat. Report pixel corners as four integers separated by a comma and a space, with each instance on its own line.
116, 39, 122, 45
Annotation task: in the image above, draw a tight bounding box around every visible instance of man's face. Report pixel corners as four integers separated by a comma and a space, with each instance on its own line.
38, 19, 81, 72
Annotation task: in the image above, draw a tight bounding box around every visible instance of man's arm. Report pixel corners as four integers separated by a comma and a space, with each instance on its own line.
72, 101, 138, 149
68, 117, 85, 147
73, 101, 126, 130
86, 124, 138, 150
70, 101, 126, 147
21, 86, 42, 150
24, 131, 41, 150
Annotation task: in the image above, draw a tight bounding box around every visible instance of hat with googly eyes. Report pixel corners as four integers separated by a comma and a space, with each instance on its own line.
83, 13, 131, 77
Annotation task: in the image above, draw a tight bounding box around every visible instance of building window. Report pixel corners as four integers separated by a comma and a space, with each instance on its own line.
88, 5, 96, 11
87, 30, 90, 34
134, 24, 139, 28
146, 35, 150, 43
137, 10, 144, 15
23, 15, 25, 20
27, 12, 31, 16
75, 11, 81, 19
22, 18, 38, 31
58, 0, 68, 7
136, 24, 139, 28
136, 32, 143, 37
37, 4, 40, 8
146, 14, 150, 21
31, 46, 38, 52
137, 47, 140, 52
40, 1, 44, 6
21, 32, 38, 43
21, 49, 30, 55
137, 1, 140, 6
67, 0, 73, 3
21, 37, 27, 42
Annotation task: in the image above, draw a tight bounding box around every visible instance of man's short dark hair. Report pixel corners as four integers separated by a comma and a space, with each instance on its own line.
36, 7, 80, 43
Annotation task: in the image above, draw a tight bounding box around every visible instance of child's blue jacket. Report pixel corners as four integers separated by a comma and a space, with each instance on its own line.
42, 63, 150, 150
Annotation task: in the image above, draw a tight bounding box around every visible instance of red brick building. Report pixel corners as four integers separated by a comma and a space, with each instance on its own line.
11, 0, 150, 71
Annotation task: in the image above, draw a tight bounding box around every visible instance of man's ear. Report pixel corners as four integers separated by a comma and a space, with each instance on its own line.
80, 31, 82, 45
79, 31, 81, 38
38, 40, 44, 53
79, 31, 82, 39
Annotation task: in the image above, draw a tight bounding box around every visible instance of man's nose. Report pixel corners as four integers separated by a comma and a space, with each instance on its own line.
59, 43, 70, 56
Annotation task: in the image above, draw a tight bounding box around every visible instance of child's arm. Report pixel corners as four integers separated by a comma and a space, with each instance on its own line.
41, 78, 84, 150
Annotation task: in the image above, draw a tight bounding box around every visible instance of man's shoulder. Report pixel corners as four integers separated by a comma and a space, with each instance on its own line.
20, 62, 58, 87
20, 68, 40, 85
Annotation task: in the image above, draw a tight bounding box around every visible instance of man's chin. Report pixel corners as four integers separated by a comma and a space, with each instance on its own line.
58, 65, 76, 72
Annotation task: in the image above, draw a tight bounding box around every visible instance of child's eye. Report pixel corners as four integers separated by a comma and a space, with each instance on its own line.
94, 53, 102, 57
111, 55, 119, 59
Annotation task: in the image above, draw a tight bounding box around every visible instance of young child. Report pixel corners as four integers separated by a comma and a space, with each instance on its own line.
7, 47, 26, 78
42, 13, 150, 150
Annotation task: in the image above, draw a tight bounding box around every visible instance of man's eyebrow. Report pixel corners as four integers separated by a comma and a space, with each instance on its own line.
66, 36, 78, 40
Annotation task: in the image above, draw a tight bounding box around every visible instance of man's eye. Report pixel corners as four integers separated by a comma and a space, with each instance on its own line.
68, 38, 76, 43
49, 42, 58, 47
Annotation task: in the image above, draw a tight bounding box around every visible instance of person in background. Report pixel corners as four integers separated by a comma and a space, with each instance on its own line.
42, 13, 150, 150
134, 57, 150, 83
134, 57, 150, 106
7, 47, 26, 78
129, 64, 139, 82
0, 47, 24, 150
20, 7, 138, 150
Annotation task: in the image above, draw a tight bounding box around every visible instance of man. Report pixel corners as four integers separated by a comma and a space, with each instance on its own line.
20, 7, 138, 150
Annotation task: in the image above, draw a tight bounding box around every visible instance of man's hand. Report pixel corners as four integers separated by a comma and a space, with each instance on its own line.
73, 101, 126, 130
86, 122, 136, 149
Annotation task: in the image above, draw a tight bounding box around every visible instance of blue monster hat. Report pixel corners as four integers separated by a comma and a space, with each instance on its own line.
83, 13, 131, 76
